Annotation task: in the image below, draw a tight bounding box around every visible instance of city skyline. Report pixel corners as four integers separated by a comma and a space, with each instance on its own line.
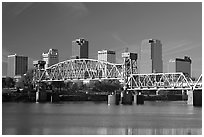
2, 2, 202, 77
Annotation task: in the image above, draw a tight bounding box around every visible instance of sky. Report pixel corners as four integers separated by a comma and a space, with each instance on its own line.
2, 2, 202, 78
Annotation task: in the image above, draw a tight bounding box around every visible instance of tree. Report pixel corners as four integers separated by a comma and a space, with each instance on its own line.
51, 81, 65, 92
92, 80, 122, 94
5, 77, 15, 89
70, 83, 79, 92
24, 69, 34, 89
64, 81, 73, 91
16, 69, 34, 90
16, 78, 24, 89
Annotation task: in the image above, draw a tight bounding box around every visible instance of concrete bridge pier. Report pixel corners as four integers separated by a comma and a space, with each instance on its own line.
156, 90, 159, 95
193, 89, 202, 106
182, 90, 188, 101
35, 83, 47, 103
187, 90, 193, 105
108, 94, 117, 105
107, 93, 120, 105
187, 89, 202, 106
36, 91, 39, 102
133, 91, 144, 105
51, 92, 60, 103
121, 90, 133, 105
36, 91, 47, 103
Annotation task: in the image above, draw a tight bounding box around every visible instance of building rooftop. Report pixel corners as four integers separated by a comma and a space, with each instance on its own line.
98, 50, 115, 54
42, 49, 58, 55
8, 54, 28, 57
176, 56, 192, 63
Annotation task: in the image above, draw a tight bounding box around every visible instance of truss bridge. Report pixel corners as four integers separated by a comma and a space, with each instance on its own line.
33, 57, 202, 91
33, 59, 123, 82
126, 72, 202, 91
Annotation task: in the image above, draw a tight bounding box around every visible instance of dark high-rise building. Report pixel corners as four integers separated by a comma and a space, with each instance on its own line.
72, 38, 89, 59
7, 54, 28, 77
168, 56, 192, 77
140, 39, 163, 73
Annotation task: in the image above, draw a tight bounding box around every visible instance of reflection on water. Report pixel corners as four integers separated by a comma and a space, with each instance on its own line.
2, 101, 202, 135
3, 127, 202, 135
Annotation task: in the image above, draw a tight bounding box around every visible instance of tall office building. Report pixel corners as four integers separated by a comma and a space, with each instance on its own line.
98, 50, 116, 63
7, 54, 28, 77
42, 49, 59, 69
140, 39, 163, 74
72, 38, 89, 59
168, 56, 192, 77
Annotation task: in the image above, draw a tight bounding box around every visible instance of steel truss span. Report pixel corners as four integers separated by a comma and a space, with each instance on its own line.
127, 73, 202, 91
33, 59, 123, 82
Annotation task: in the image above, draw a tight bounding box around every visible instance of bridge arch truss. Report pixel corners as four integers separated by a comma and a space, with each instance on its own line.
33, 59, 123, 82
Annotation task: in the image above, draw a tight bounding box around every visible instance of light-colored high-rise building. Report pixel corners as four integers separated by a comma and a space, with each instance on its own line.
42, 49, 59, 69
168, 56, 192, 77
7, 54, 28, 77
72, 38, 89, 59
98, 50, 116, 63
140, 39, 163, 74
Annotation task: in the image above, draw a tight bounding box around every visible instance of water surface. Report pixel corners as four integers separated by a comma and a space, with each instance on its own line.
2, 101, 202, 135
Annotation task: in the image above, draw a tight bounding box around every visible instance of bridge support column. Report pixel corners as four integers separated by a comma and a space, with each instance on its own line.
108, 94, 116, 105
36, 91, 47, 103
187, 90, 193, 105
121, 90, 133, 105
51, 92, 60, 103
35, 83, 47, 103
115, 93, 120, 105
187, 89, 202, 106
36, 91, 39, 103
156, 90, 159, 95
193, 89, 202, 106
108, 93, 120, 105
182, 90, 188, 101
133, 91, 144, 105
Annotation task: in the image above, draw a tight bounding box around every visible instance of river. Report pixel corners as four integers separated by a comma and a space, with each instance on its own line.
2, 101, 202, 135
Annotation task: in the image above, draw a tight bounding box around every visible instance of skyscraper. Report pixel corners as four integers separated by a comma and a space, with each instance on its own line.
7, 54, 28, 77
42, 49, 59, 69
72, 38, 89, 59
98, 50, 116, 63
140, 39, 163, 74
168, 56, 192, 77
